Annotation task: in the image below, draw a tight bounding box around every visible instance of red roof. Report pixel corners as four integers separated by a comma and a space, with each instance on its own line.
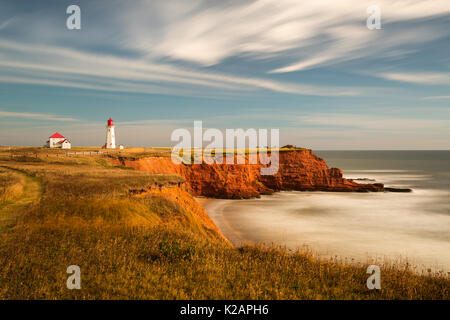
107, 117, 114, 127
49, 132, 64, 138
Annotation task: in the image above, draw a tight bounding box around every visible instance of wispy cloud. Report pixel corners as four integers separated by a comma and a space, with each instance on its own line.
376, 72, 450, 85
0, 109, 79, 121
1, 0, 448, 99
0, 17, 14, 30
0, 39, 361, 97
423, 95, 450, 100
297, 113, 450, 132
123, 0, 450, 72
283, 112, 450, 149
0, 0, 449, 149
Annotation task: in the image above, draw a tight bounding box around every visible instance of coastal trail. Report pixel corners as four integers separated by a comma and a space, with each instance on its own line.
0, 166, 43, 233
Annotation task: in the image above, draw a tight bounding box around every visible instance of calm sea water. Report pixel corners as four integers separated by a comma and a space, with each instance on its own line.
200, 151, 450, 272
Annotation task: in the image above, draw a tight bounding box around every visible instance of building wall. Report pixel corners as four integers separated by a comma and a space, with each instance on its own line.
49, 138, 62, 148
61, 142, 71, 149
106, 126, 116, 149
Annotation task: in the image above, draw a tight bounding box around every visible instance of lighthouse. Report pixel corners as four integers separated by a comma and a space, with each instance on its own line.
105, 117, 116, 149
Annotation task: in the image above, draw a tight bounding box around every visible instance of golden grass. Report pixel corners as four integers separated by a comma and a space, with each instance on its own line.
0, 146, 306, 165
0, 154, 448, 299
0, 167, 42, 233
0, 168, 25, 204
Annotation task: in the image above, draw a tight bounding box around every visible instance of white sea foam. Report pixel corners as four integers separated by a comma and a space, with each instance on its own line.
344, 170, 414, 173
201, 169, 450, 273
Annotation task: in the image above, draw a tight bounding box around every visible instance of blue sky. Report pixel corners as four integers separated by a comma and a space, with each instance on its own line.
0, 0, 449, 149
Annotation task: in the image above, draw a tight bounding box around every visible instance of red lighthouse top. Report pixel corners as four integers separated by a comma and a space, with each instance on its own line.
107, 117, 114, 127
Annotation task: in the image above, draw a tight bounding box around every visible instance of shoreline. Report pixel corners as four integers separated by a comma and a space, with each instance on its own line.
195, 192, 450, 274
195, 197, 244, 246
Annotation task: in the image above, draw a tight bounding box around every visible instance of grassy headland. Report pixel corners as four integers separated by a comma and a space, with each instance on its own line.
0, 168, 24, 204
0, 147, 448, 299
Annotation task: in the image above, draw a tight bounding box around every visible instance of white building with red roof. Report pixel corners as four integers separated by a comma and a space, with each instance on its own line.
47, 132, 71, 149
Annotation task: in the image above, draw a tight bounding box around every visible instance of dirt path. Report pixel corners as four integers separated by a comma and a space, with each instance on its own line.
0, 167, 43, 232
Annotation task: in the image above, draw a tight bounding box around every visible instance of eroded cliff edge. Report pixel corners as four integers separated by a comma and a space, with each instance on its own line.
113, 149, 386, 199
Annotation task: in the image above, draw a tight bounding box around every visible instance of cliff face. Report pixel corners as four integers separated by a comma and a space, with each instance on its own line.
133, 185, 228, 242
259, 150, 384, 193
115, 149, 384, 199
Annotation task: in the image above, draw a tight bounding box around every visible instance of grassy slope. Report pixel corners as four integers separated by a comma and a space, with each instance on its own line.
0, 168, 24, 204
0, 167, 42, 232
0, 151, 448, 299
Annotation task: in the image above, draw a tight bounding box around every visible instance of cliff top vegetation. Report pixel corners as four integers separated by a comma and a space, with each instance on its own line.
0, 152, 448, 299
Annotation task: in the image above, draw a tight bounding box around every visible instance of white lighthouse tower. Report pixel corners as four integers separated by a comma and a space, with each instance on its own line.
105, 117, 116, 149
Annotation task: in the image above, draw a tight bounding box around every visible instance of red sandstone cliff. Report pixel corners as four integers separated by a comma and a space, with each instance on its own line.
114, 149, 384, 199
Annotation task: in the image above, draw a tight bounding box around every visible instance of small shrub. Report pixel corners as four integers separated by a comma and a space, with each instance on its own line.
159, 240, 194, 261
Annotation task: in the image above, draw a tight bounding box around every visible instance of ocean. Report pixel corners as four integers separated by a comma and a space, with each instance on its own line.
200, 151, 450, 273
